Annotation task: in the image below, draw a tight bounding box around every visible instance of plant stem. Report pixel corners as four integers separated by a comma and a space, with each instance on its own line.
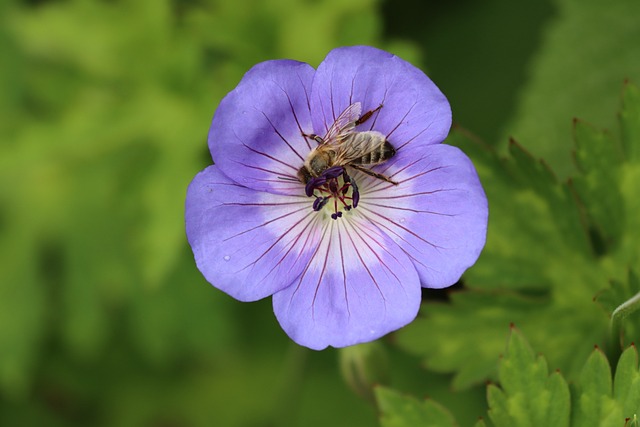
610, 291, 640, 357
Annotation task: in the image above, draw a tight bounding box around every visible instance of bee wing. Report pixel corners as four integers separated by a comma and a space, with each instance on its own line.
323, 102, 362, 145
335, 131, 387, 164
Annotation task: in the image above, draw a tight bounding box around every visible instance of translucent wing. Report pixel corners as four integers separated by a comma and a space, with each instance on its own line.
322, 102, 362, 145
335, 131, 389, 165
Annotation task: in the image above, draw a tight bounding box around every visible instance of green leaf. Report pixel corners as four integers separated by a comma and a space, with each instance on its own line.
376, 386, 458, 427
486, 327, 570, 427
398, 125, 608, 389
399, 82, 640, 392
613, 345, 640, 419
504, 0, 640, 179
572, 344, 640, 426
447, 129, 594, 292
574, 347, 615, 427
570, 119, 625, 254
398, 291, 548, 389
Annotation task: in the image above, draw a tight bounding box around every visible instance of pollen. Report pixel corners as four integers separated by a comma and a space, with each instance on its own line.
307, 167, 359, 220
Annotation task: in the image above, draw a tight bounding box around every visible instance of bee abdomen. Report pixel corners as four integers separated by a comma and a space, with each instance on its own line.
354, 140, 396, 165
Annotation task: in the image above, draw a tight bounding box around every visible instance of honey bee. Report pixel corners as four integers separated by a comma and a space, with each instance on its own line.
297, 102, 398, 186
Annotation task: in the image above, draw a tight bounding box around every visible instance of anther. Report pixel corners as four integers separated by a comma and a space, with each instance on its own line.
350, 178, 360, 208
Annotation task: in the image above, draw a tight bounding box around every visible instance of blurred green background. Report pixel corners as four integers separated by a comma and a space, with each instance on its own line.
1, 0, 638, 425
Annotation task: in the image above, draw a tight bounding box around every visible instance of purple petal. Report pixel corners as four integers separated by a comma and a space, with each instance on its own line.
210, 60, 315, 196
185, 165, 323, 302
310, 46, 451, 152
272, 218, 421, 350
354, 144, 488, 289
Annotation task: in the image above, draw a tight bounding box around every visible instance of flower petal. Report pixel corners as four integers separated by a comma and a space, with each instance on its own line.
210, 60, 315, 195
185, 165, 323, 302
272, 218, 421, 350
310, 46, 451, 152
354, 144, 488, 289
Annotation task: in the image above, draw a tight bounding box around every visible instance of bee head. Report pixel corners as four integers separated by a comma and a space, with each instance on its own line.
297, 166, 312, 184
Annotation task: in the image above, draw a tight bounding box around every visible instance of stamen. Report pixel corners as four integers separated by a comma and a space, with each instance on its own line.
351, 179, 360, 208
313, 196, 330, 211
304, 168, 358, 219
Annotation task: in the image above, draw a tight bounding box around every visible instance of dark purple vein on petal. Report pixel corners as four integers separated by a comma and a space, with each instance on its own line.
256, 210, 319, 285
237, 208, 318, 274
273, 80, 313, 153
368, 103, 384, 131
222, 204, 309, 242
290, 214, 323, 267
364, 202, 458, 217
397, 165, 450, 185
364, 164, 450, 196
204, 181, 248, 190
346, 220, 401, 284
349, 74, 355, 106
356, 209, 422, 255
297, 72, 312, 113
395, 122, 434, 151
329, 76, 337, 123
238, 142, 299, 172
311, 224, 333, 321
317, 94, 330, 136
259, 111, 305, 162
343, 222, 387, 307
337, 223, 350, 319
385, 100, 417, 140
365, 146, 424, 191
366, 187, 454, 200
233, 160, 283, 176
357, 210, 440, 274
351, 220, 404, 267
357, 206, 448, 252
288, 221, 330, 311
220, 200, 305, 207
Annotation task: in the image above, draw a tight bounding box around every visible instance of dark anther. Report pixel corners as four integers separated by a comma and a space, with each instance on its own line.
350, 178, 360, 208
305, 176, 325, 197
313, 196, 329, 211
323, 166, 344, 180
331, 211, 343, 220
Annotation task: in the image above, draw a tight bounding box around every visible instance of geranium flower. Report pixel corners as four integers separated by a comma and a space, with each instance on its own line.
185, 46, 488, 350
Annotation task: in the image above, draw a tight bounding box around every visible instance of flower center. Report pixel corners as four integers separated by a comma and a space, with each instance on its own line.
305, 166, 360, 220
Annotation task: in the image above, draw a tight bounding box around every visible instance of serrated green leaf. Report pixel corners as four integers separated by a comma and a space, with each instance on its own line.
487, 327, 570, 427
448, 129, 595, 292
399, 292, 545, 388
571, 119, 625, 253
573, 347, 620, 427
399, 289, 606, 390
402, 83, 640, 395
376, 386, 458, 427
613, 345, 640, 418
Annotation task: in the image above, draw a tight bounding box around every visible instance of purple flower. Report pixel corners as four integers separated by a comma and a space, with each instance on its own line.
185, 46, 488, 350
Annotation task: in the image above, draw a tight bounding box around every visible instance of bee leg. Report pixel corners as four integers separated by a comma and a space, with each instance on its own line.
350, 164, 398, 185
302, 132, 325, 144
355, 104, 383, 126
